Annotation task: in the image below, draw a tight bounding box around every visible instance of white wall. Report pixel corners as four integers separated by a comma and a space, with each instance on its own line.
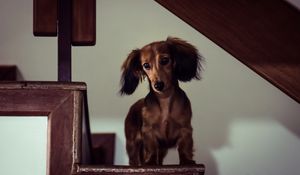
0, 0, 300, 175
286, 0, 300, 10
0, 117, 47, 175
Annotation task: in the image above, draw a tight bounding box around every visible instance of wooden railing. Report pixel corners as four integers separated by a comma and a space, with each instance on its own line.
0, 82, 205, 175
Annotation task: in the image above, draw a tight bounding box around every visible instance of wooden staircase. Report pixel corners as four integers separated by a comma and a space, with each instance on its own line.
3, 1, 298, 174
0, 82, 205, 175
155, 0, 300, 103
0, 1, 206, 174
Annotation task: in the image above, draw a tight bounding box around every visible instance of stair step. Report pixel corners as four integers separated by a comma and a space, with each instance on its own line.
0, 65, 17, 81
75, 164, 205, 175
91, 133, 116, 165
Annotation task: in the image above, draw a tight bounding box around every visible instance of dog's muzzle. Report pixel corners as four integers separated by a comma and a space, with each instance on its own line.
154, 81, 164, 91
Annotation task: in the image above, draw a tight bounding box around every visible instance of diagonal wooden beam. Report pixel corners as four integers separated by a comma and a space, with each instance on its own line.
155, 0, 300, 103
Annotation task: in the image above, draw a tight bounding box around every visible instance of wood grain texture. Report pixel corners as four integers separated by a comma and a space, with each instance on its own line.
155, 0, 300, 103
72, 0, 96, 46
33, 0, 57, 36
0, 81, 86, 90
0, 82, 87, 175
75, 164, 205, 175
0, 82, 205, 175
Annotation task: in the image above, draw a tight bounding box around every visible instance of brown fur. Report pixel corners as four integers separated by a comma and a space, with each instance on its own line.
120, 37, 202, 165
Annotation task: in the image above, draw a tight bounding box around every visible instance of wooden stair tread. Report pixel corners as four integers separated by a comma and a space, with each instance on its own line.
75, 164, 205, 175
0, 81, 86, 90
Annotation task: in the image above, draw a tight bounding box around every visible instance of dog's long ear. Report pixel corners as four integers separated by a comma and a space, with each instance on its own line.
120, 49, 143, 95
167, 37, 203, 82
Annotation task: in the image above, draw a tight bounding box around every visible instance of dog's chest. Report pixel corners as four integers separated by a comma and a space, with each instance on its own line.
142, 98, 183, 140
159, 98, 171, 122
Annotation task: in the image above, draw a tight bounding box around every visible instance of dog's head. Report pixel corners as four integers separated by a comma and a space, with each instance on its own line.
120, 37, 203, 95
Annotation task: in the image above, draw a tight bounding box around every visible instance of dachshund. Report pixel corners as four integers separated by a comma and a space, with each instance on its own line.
120, 37, 203, 165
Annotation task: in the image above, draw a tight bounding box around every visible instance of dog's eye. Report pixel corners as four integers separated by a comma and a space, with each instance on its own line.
143, 63, 150, 70
160, 57, 170, 65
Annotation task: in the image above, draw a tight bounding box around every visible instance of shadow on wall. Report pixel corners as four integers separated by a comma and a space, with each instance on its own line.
16, 67, 25, 81
275, 103, 300, 140
186, 72, 300, 175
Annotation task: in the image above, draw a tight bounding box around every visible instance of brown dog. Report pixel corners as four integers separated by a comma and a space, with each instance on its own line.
120, 37, 202, 165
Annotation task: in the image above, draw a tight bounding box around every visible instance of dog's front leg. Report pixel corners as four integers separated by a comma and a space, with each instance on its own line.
126, 139, 143, 165
177, 127, 196, 165
125, 111, 144, 165
142, 130, 160, 165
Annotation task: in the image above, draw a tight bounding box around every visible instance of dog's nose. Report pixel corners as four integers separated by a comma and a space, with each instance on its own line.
154, 81, 164, 91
